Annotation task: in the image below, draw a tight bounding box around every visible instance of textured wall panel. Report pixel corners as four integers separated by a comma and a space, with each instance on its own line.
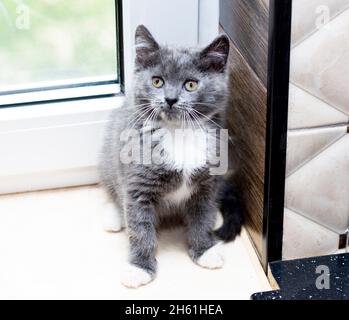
220, 0, 269, 258
284, 0, 349, 259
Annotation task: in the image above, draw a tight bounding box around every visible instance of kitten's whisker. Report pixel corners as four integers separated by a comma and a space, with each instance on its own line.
190, 102, 222, 108
132, 103, 153, 108
127, 105, 152, 119
127, 105, 152, 123
186, 107, 234, 146
202, 91, 230, 97
126, 104, 152, 118
185, 111, 191, 131
143, 108, 157, 128
192, 110, 234, 146
174, 105, 186, 111
186, 111, 194, 132
182, 109, 188, 129
177, 104, 204, 133
187, 111, 197, 132
151, 109, 161, 129
188, 109, 205, 134
147, 107, 161, 130
192, 113, 206, 135
182, 111, 187, 130
180, 111, 184, 129
190, 108, 225, 130
135, 93, 157, 100
128, 107, 153, 130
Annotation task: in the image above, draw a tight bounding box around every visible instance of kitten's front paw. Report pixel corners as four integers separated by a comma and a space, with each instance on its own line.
103, 203, 124, 232
121, 264, 153, 288
196, 243, 224, 269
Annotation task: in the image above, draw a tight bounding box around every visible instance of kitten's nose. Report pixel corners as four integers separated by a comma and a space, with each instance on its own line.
165, 98, 178, 108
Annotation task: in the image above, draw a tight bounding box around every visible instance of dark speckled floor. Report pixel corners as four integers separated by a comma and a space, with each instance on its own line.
252, 253, 349, 300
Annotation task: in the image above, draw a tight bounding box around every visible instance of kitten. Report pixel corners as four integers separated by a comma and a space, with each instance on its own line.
99, 25, 243, 288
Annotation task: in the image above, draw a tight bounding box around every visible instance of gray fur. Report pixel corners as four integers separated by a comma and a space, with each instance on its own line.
99, 25, 230, 277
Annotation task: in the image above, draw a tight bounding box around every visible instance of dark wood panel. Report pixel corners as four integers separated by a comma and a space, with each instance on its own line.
220, 0, 269, 86
221, 0, 291, 268
226, 38, 267, 258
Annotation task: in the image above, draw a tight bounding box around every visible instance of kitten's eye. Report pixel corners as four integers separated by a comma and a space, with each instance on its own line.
184, 80, 198, 92
152, 77, 164, 88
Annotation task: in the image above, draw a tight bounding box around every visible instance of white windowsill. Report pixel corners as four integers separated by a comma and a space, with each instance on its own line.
0, 95, 124, 194
0, 185, 271, 299
0, 95, 123, 129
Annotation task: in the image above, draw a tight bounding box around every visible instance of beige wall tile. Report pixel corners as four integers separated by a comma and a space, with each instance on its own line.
286, 125, 346, 175
291, 8, 349, 116
285, 135, 349, 233
283, 208, 340, 260
288, 84, 348, 129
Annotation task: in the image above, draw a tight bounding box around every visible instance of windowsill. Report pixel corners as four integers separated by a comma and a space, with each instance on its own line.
0, 95, 124, 194
0, 185, 271, 299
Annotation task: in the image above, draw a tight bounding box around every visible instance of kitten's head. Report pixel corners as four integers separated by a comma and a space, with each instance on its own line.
133, 25, 230, 127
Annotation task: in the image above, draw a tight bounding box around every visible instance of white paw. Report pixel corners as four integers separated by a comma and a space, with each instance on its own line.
197, 243, 224, 269
103, 203, 124, 232
121, 264, 153, 288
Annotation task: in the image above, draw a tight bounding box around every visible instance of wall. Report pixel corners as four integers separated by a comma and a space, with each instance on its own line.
220, 0, 270, 259
283, 0, 349, 259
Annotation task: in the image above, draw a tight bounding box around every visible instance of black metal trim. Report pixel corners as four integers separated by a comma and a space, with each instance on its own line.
262, 0, 293, 269
116, 0, 125, 93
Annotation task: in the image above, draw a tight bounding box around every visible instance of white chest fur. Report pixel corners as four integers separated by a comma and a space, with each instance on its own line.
157, 128, 208, 206
163, 176, 193, 205
160, 128, 208, 174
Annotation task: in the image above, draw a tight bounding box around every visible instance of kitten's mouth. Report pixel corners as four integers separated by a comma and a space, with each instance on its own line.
159, 109, 180, 123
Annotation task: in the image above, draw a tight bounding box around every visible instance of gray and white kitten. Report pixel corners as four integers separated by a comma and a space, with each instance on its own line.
100, 25, 243, 288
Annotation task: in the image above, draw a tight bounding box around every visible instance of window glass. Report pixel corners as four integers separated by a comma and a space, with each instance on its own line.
0, 0, 117, 88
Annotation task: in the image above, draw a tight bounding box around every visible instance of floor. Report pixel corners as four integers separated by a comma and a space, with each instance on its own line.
0, 185, 270, 300
253, 253, 349, 300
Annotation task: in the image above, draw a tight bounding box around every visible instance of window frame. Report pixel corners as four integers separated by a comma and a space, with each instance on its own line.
0, 0, 219, 194
0, 0, 123, 107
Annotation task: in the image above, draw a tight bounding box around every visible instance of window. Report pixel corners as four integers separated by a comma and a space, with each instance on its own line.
0, 0, 121, 106
0, 0, 219, 194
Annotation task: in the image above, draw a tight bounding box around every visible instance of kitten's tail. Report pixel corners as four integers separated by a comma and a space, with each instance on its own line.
215, 180, 244, 242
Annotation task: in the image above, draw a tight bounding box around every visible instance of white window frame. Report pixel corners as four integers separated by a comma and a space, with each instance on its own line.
0, 0, 219, 194
0, 76, 119, 107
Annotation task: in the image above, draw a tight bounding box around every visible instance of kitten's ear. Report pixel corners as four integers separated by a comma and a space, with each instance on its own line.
135, 25, 160, 68
199, 35, 230, 73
